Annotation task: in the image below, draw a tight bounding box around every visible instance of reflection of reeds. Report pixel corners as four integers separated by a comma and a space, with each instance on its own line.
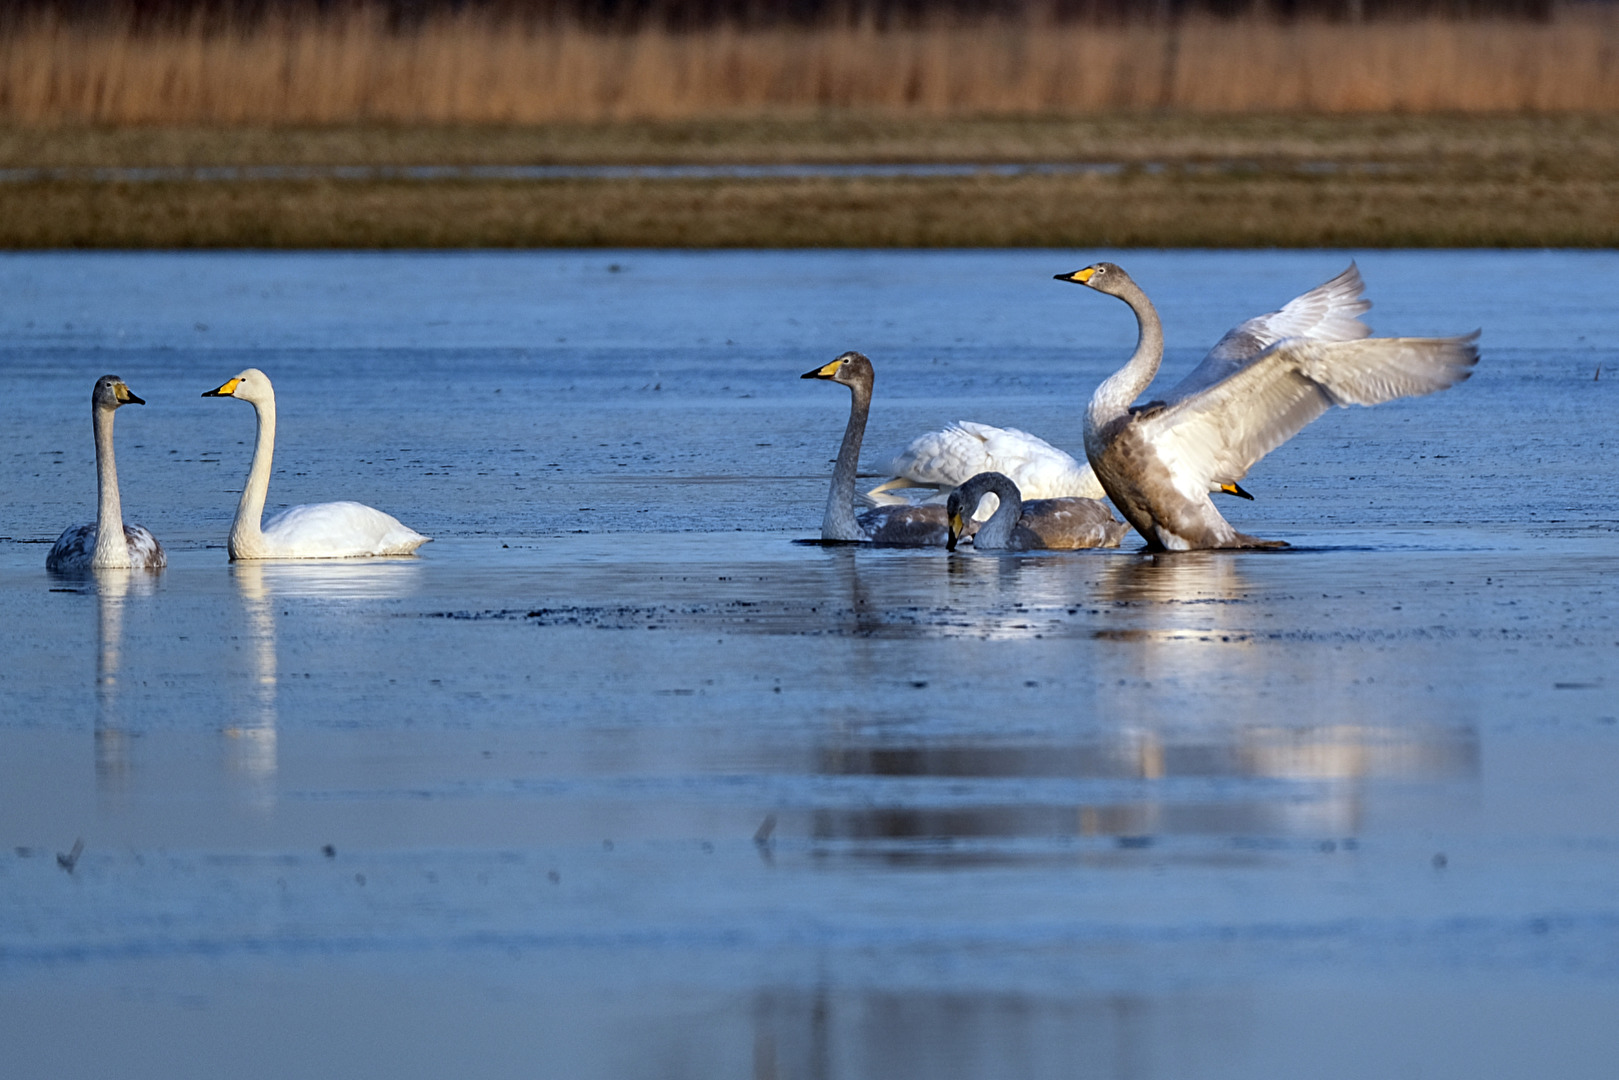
4, 9, 1619, 125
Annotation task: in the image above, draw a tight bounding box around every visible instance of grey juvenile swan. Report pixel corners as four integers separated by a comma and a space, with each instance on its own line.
869, 263, 1376, 507
47, 376, 166, 572
946, 472, 1129, 551
802, 352, 953, 545
1056, 263, 1479, 550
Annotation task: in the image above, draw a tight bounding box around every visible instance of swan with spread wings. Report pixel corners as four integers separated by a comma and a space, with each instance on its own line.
1055, 262, 1479, 550
870, 263, 1378, 508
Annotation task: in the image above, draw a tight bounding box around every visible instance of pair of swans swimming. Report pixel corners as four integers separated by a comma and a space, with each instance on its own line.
48, 368, 429, 571
810, 261, 1477, 551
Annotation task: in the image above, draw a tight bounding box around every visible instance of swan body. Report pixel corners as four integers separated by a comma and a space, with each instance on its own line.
204, 369, 431, 560
47, 376, 166, 572
1058, 262, 1479, 551
802, 352, 956, 546
947, 472, 1128, 551
871, 263, 1376, 506
874, 421, 1104, 503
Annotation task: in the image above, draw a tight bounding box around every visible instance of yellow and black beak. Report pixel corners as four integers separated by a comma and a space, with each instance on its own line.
946, 511, 965, 551
1054, 267, 1097, 285
202, 377, 241, 398
1219, 482, 1255, 501
114, 383, 145, 406
801, 359, 844, 380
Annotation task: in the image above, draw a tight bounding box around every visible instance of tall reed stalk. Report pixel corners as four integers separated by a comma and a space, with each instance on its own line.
4, 8, 1619, 125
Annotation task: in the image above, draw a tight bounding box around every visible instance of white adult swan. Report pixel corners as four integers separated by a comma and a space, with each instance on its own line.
802, 352, 954, 545
203, 369, 431, 560
946, 472, 1128, 551
1056, 262, 1479, 550
47, 376, 166, 571
870, 263, 1376, 506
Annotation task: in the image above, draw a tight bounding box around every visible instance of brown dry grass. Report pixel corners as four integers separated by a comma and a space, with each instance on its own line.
5, 9, 1619, 125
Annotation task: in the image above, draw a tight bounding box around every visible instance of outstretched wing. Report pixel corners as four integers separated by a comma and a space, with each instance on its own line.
1142, 333, 1480, 490
878, 421, 1104, 500
1166, 263, 1373, 404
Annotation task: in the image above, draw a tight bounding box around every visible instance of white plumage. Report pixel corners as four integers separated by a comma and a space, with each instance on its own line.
871, 263, 1374, 507
203, 368, 431, 560
876, 421, 1103, 502
47, 375, 167, 572
1060, 261, 1478, 550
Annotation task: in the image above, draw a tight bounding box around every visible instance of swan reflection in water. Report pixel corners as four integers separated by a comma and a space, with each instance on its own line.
90, 567, 159, 800
228, 562, 279, 808
226, 557, 426, 808
808, 551, 1477, 859
749, 986, 1221, 1080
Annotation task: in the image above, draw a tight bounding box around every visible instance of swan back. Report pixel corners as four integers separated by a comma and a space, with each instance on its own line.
260, 502, 431, 559
877, 421, 1105, 503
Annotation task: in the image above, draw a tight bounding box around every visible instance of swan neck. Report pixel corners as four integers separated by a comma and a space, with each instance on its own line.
972, 475, 1023, 549
91, 404, 129, 565
232, 394, 276, 555
1087, 280, 1165, 427
822, 381, 870, 541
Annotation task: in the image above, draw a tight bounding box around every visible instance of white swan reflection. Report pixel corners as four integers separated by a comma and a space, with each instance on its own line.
227, 562, 280, 807
809, 549, 1477, 856
226, 557, 425, 807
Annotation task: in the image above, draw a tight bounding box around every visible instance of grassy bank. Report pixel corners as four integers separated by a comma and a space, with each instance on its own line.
4, 115, 1619, 248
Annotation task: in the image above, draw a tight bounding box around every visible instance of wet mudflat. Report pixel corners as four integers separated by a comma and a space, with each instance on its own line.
1, 251, 1617, 1079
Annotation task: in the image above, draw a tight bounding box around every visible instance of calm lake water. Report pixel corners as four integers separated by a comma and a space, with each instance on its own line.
2, 251, 1617, 1079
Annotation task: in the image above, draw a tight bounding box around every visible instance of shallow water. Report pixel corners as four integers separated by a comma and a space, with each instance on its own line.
2, 251, 1618, 1079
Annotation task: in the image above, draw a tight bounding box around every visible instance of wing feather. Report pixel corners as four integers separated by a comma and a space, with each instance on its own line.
1142, 333, 1480, 487
878, 421, 1104, 500
1167, 263, 1373, 403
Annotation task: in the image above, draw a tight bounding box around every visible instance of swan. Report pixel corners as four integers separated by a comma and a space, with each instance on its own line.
1057, 262, 1479, 550
869, 263, 1375, 506
946, 472, 1129, 551
203, 369, 431, 560
801, 352, 955, 545
47, 376, 166, 572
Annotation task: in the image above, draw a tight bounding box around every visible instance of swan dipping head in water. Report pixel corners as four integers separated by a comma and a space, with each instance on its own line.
47, 375, 166, 572
203, 368, 431, 561
945, 471, 1128, 552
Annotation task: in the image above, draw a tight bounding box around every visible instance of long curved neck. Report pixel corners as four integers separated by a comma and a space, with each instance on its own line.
91, 404, 129, 565
231, 394, 276, 554
822, 380, 870, 541
971, 475, 1023, 549
1085, 279, 1165, 432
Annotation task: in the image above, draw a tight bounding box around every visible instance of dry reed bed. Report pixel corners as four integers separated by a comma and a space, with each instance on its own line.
5, 11, 1619, 125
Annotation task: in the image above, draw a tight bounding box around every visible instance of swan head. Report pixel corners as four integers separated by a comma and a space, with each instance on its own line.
1054, 262, 1132, 297
203, 368, 274, 405
92, 375, 145, 411
800, 351, 873, 392
945, 472, 1014, 551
